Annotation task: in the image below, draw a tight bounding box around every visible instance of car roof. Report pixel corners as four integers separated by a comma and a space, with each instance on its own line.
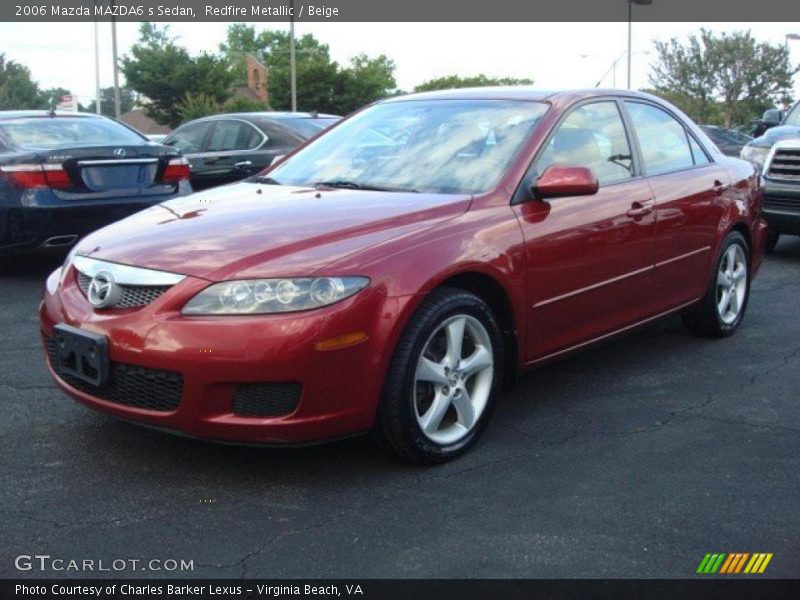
0, 110, 106, 121
382, 87, 664, 104
189, 112, 340, 123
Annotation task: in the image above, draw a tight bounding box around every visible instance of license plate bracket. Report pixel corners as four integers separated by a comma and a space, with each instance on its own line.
53, 323, 109, 387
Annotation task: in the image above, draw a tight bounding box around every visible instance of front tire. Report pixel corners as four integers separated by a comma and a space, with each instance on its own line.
682, 231, 750, 338
374, 288, 504, 463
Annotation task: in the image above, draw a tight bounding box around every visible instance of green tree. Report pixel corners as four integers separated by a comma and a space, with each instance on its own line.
220, 24, 396, 115
649, 29, 797, 127
223, 95, 269, 113
414, 74, 533, 93
0, 54, 45, 110
84, 87, 137, 117
334, 54, 396, 114
122, 23, 234, 128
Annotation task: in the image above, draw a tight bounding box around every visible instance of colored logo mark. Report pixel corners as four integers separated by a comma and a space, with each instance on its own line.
696, 553, 773, 574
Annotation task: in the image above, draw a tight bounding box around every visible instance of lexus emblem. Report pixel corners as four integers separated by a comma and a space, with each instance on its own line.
87, 272, 120, 309
113, 148, 126, 157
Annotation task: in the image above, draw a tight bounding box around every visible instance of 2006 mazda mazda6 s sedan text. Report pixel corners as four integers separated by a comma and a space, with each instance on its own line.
40, 88, 768, 463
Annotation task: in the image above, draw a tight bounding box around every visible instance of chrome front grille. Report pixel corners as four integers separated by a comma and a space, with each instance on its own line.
73, 256, 185, 310
766, 148, 800, 181
77, 272, 171, 308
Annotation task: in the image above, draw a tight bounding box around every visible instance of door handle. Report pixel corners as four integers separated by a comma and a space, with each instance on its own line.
626, 201, 653, 219
712, 179, 729, 195
234, 160, 253, 169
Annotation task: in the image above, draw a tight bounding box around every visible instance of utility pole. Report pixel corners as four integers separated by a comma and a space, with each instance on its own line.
110, 1, 121, 119
289, 0, 297, 112
93, 11, 101, 115
627, 0, 653, 90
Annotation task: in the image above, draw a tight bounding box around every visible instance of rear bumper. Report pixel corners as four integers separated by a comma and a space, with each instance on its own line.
1, 184, 190, 254
763, 179, 800, 235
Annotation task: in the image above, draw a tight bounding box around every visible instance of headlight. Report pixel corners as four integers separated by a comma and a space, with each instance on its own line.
59, 244, 80, 284
182, 276, 370, 315
740, 145, 770, 170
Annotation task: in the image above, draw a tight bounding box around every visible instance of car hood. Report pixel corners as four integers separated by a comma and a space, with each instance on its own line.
77, 182, 472, 280
751, 125, 800, 147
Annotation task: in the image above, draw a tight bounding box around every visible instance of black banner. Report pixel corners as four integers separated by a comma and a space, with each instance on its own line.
3, 0, 800, 22
3, 579, 800, 600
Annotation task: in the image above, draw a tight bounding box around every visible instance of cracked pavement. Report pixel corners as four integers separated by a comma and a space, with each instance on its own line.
1, 241, 799, 579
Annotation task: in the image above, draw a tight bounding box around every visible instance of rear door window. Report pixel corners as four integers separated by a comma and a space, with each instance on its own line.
206, 120, 264, 152
625, 102, 696, 175
688, 134, 711, 166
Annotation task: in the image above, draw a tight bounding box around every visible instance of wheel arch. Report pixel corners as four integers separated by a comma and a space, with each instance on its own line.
727, 220, 754, 271
433, 270, 520, 387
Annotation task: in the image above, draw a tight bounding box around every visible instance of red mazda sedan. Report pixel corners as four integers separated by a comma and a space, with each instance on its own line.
40, 89, 767, 463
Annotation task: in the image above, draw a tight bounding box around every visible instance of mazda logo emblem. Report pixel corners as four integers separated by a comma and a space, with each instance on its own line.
87, 272, 121, 309
113, 148, 126, 157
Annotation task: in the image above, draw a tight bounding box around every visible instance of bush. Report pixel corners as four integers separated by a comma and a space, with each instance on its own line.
176, 92, 220, 124
222, 96, 269, 113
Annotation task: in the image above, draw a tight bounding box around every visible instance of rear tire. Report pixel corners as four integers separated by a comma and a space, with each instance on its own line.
765, 231, 779, 253
373, 287, 504, 464
682, 231, 750, 338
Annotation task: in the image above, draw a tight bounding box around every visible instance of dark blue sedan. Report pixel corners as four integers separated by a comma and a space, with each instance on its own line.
0, 111, 191, 265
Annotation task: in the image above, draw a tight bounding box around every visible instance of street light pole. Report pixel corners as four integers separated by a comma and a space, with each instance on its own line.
627, 1, 632, 89
627, 0, 653, 90
93, 7, 101, 115
289, 0, 297, 112
110, 2, 121, 119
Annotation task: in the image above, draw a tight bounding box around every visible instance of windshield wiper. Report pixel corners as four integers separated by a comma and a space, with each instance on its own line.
314, 180, 418, 193
254, 176, 282, 185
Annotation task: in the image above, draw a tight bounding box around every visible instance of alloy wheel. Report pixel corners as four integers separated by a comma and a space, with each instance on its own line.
716, 244, 747, 325
413, 314, 494, 445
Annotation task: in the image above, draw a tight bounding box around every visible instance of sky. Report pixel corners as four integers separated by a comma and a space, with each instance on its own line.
0, 21, 798, 107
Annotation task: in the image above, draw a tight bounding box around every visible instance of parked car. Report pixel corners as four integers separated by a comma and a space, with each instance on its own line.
0, 111, 191, 266
699, 125, 753, 157
163, 112, 340, 190
41, 89, 766, 463
739, 101, 800, 250
750, 108, 785, 137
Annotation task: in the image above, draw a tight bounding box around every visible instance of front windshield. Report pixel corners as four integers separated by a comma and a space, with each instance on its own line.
267, 99, 549, 194
785, 103, 800, 127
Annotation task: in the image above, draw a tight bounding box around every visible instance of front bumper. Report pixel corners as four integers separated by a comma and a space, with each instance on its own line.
40, 266, 413, 444
763, 179, 800, 235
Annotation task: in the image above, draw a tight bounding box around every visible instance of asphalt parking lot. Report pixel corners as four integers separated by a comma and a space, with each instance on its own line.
1, 241, 799, 580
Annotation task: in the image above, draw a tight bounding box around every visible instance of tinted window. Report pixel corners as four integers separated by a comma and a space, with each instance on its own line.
0, 117, 144, 149
784, 103, 800, 127
625, 102, 694, 175
269, 100, 548, 195
537, 101, 633, 185
207, 120, 263, 152
688, 134, 710, 166
166, 122, 211, 153
278, 117, 339, 138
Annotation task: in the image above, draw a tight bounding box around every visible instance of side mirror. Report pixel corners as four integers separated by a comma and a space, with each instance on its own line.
532, 165, 599, 200
762, 108, 784, 126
